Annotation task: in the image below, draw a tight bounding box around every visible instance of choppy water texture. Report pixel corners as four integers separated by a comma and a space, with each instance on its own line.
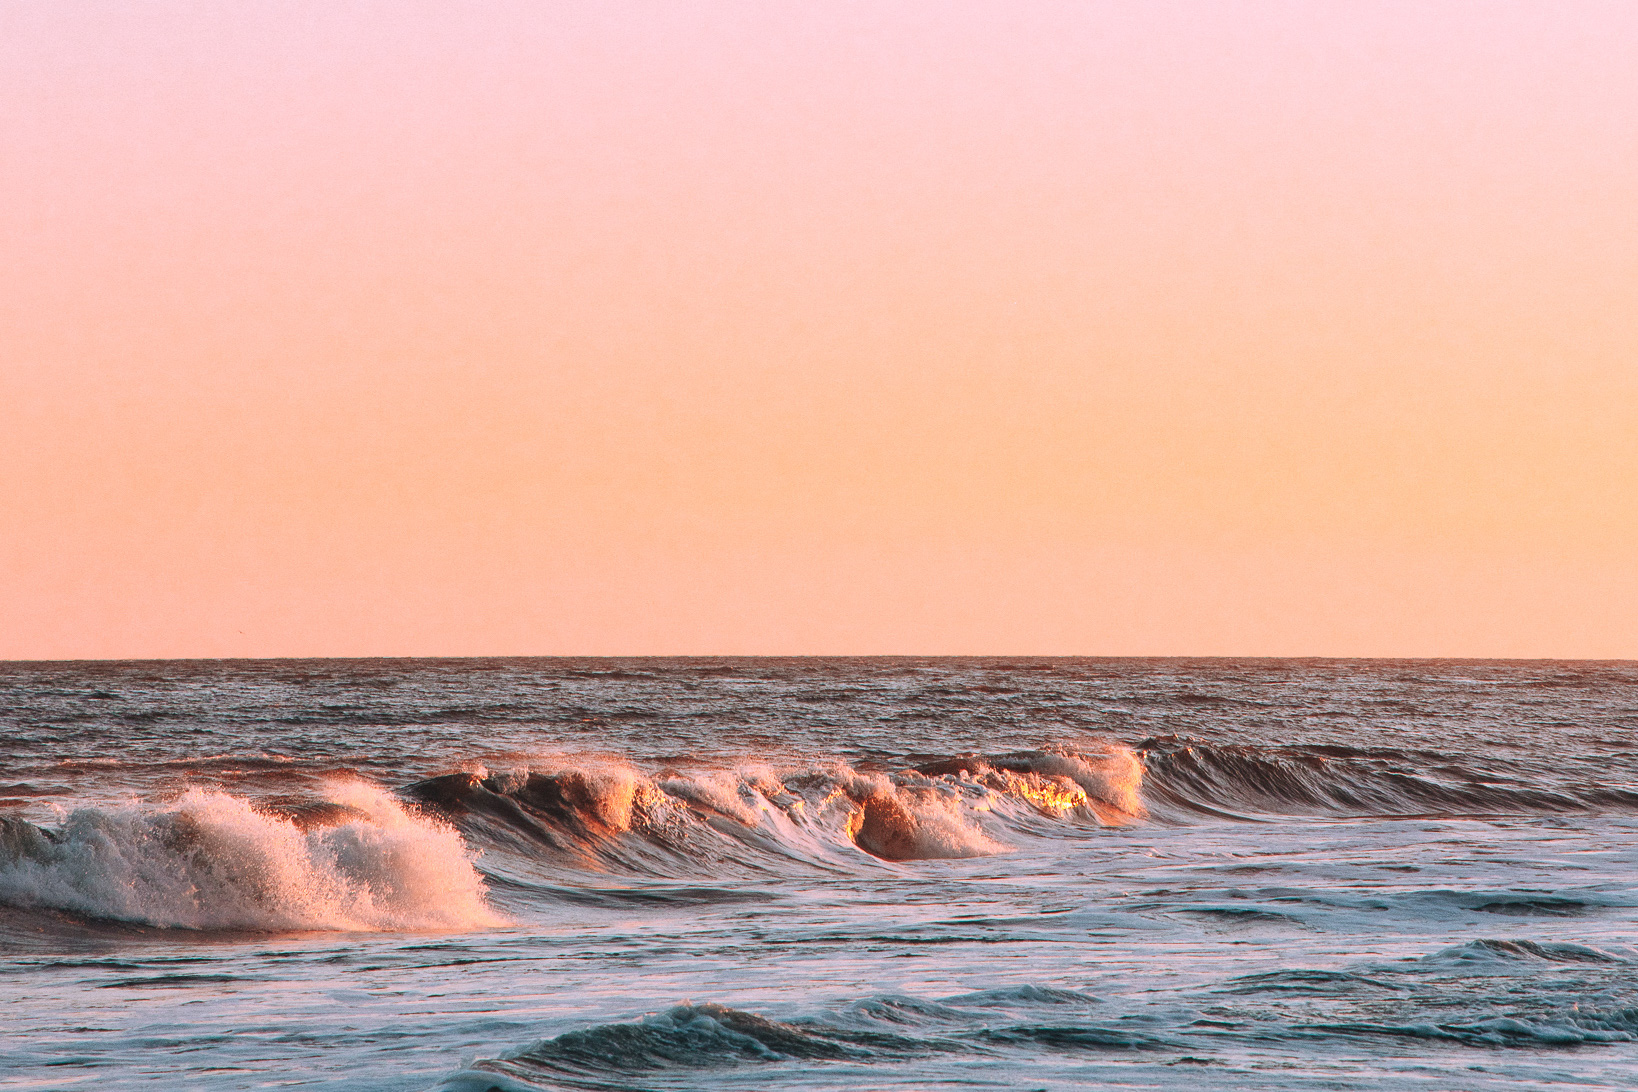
3, 658, 1638, 1091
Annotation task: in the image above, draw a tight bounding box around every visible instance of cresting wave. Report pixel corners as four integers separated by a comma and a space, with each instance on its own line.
0, 746, 1145, 930
403, 736, 1638, 885
6, 736, 1633, 933
0, 782, 501, 931
405, 745, 1146, 876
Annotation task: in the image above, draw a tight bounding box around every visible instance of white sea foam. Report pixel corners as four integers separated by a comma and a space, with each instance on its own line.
829, 769, 1009, 860
0, 782, 502, 931
1022, 745, 1148, 821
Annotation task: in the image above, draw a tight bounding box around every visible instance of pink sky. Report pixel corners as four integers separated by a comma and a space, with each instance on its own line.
3, 2, 1636, 658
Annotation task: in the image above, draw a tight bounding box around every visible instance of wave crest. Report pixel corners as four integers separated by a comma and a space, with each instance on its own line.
407, 745, 1145, 873
0, 783, 502, 932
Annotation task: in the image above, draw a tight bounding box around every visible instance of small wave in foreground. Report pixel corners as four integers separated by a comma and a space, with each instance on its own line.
442, 951, 1638, 1092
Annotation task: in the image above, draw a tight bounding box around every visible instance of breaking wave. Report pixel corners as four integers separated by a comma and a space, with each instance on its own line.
404, 745, 1145, 877
7, 733, 1632, 932
397, 734, 1638, 886
0, 782, 501, 932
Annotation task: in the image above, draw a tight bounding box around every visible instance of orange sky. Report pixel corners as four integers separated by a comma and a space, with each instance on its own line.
3, 2, 1636, 658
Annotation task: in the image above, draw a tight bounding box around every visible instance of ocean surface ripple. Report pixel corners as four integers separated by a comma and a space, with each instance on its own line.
3, 657, 1637, 1090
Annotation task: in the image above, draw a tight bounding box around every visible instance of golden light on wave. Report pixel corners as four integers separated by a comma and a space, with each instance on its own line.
984, 771, 1090, 817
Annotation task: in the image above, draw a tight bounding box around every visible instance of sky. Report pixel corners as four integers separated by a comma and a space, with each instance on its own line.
3, 1, 1636, 659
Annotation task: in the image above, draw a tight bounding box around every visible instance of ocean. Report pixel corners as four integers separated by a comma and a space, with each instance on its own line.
2, 657, 1636, 1091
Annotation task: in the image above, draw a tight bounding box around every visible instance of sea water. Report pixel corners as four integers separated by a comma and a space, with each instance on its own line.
2, 658, 1636, 1090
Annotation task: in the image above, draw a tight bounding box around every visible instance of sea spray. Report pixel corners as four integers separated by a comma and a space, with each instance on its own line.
0, 782, 501, 931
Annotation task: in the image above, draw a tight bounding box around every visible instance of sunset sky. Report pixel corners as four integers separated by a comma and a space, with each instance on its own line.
3, 1, 1635, 659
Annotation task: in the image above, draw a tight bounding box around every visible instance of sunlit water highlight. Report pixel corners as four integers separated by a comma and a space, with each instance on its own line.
3, 658, 1637, 1090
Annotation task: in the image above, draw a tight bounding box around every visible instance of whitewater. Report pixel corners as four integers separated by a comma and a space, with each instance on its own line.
3, 658, 1636, 1090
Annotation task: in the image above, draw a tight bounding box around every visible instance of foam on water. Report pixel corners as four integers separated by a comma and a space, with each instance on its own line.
836, 769, 1007, 860
0, 781, 501, 931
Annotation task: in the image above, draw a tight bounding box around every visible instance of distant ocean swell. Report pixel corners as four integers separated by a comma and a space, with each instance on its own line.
4, 738, 1637, 932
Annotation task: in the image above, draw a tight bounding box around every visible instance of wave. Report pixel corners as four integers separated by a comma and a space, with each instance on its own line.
0, 782, 501, 932
442, 955, 1638, 1091
0, 745, 1145, 930
1295, 1012, 1638, 1047
1134, 736, 1638, 818
403, 746, 1145, 876
493, 1002, 908, 1071
443, 994, 1097, 1090
9, 733, 1632, 931
1421, 938, 1634, 965
440, 1001, 1164, 1091
396, 733, 1638, 883
401, 733, 1638, 885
